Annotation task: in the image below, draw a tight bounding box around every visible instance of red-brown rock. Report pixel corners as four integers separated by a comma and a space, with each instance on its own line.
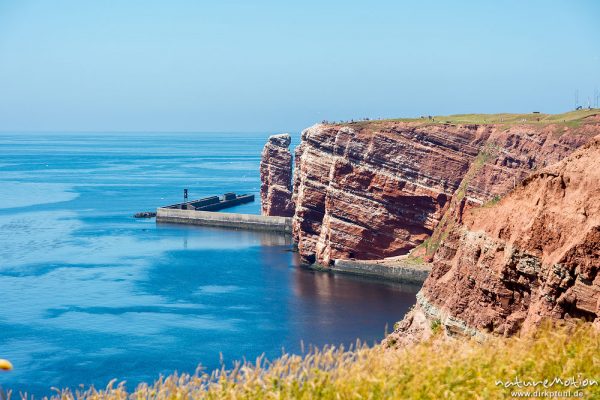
260, 134, 294, 217
288, 121, 596, 265
394, 137, 600, 340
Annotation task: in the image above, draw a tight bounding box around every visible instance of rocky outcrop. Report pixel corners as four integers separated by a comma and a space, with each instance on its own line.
289, 121, 595, 265
292, 123, 486, 265
260, 134, 294, 217
464, 124, 591, 201
390, 137, 600, 342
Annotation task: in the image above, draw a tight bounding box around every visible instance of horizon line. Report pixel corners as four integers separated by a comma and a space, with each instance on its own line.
0, 130, 301, 135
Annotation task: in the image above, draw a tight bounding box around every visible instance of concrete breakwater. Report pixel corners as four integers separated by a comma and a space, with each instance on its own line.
331, 259, 431, 284
156, 208, 292, 233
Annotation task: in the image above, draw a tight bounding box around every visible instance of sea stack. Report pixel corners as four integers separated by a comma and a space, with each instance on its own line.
260, 133, 294, 217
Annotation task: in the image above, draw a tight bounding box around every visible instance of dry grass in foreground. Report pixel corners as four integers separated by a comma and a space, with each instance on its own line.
9, 323, 600, 400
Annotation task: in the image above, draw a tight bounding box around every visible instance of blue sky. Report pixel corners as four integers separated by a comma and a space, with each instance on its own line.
0, 0, 599, 132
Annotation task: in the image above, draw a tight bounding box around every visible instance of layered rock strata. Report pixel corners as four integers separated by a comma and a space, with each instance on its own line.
289, 121, 594, 265
260, 134, 294, 217
390, 137, 600, 342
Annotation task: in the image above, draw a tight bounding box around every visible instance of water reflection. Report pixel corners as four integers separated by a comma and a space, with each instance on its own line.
289, 267, 419, 347
156, 223, 294, 248
293, 268, 421, 301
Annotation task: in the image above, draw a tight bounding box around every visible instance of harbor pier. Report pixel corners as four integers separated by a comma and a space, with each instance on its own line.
156, 208, 292, 233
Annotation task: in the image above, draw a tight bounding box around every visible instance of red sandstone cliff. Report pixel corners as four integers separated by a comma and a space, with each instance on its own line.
260, 134, 294, 217
289, 119, 594, 265
258, 113, 600, 339
390, 137, 600, 341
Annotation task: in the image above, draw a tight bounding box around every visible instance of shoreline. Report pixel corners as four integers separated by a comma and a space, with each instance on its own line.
309, 257, 432, 285
154, 205, 429, 285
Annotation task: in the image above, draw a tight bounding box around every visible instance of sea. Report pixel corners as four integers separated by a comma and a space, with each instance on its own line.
0, 132, 418, 396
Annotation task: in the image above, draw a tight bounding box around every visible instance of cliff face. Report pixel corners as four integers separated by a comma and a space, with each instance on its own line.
260, 134, 294, 217
291, 123, 487, 265
289, 120, 593, 265
393, 137, 600, 340
258, 113, 600, 340
464, 124, 592, 201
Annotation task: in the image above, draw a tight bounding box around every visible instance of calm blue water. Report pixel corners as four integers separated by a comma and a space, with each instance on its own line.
0, 132, 418, 396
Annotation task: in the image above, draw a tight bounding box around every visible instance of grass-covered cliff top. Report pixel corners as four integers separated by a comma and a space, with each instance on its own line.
336, 108, 600, 128
23, 323, 600, 399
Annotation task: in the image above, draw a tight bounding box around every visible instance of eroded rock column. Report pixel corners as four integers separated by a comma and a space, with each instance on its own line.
260, 134, 294, 217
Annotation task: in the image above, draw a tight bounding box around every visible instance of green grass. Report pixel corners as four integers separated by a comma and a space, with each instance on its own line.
430, 319, 442, 334
343, 109, 600, 128
483, 195, 502, 208
9, 323, 599, 399
400, 255, 426, 265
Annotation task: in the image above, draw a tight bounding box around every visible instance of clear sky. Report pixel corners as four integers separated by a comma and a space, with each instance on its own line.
0, 0, 599, 132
